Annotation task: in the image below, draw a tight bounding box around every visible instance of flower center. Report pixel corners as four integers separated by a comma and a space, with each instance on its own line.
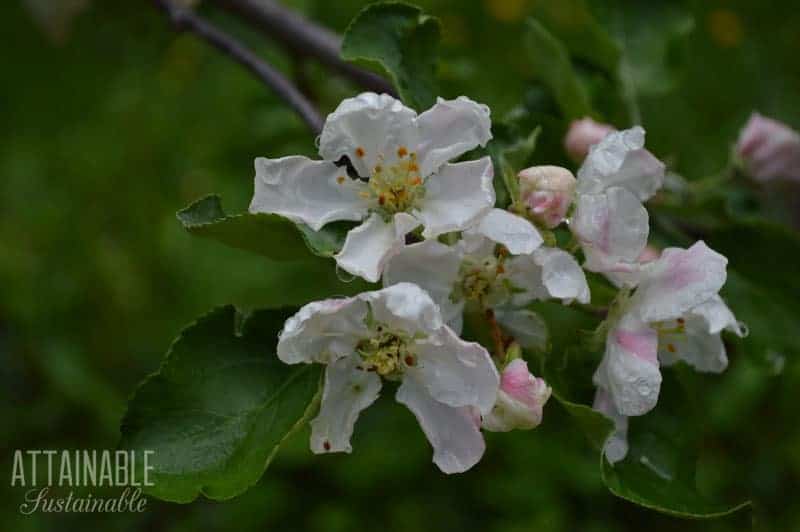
358, 148, 425, 215
355, 325, 417, 378
653, 317, 686, 354
452, 249, 511, 307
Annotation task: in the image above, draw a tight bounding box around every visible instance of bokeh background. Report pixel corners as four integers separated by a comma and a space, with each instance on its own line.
2, 0, 799, 530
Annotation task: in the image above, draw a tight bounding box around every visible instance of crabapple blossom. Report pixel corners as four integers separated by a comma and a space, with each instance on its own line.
249, 92, 495, 282
383, 208, 589, 349
564, 117, 616, 162
518, 165, 576, 228
736, 112, 800, 182
570, 126, 666, 286
482, 358, 551, 432
277, 282, 500, 474
593, 241, 745, 430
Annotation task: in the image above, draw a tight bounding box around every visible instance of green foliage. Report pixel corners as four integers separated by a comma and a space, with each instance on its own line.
120, 306, 321, 502
486, 124, 540, 206
178, 194, 351, 260
523, 19, 593, 120
342, 2, 441, 110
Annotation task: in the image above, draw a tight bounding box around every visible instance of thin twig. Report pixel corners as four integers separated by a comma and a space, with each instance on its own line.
211, 0, 396, 95
484, 308, 507, 361
153, 0, 324, 134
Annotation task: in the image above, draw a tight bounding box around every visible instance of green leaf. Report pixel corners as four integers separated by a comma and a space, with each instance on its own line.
530, 0, 621, 73
600, 373, 751, 518
342, 2, 441, 110
552, 393, 614, 451
486, 124, 541, 205
119, 306, 322, 502
177, 194, 349, 260
523, 18, 592, 120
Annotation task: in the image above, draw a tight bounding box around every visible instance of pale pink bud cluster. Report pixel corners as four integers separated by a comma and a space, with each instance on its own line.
482, 359, 551, 432
518, 165, 576, 228
564, 118, 616, 162
736, 112, 800, 182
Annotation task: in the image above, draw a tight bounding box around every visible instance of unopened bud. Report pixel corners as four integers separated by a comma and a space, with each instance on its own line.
482, 359, 551, 432
736, 112, 800, 182
564, 117, 616, 162
518, 165, 576, 228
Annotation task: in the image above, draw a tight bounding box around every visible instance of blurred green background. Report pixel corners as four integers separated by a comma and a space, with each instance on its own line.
2, 0, 798, 530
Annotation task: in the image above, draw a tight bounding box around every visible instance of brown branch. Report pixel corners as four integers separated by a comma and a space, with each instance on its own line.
210, 0, 396, 95
153, 0, 324, 134
484, 309, 507, 361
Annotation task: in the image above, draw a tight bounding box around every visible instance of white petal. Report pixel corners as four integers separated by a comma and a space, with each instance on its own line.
310, 356, 382, 453
577, 126, 665, 201
334, 212, 419, 282
628, 241, 728, 324
592, 387, 629, 465
465, 208, 543, 255
396, 377, 486, 474
494, 308, 548, 350
416, 157, 496, 238
361, 282, 443, 337
318, 92, 418, 178
277, 297, 369, 365
691, 295, 745, 336
383, 239, 464, 330
249, 156, 369, 231
409, 326, 499, 414
416, 96, 493, 177
506, 247, 591, 305
594, 317, 661, 416
571, 187, 649, 278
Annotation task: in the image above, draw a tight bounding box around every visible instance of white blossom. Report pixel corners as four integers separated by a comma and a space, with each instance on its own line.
592, 241, 745, 462
277, 283, 499, 474
250, 92, 495, 282
384, 208, 589, 350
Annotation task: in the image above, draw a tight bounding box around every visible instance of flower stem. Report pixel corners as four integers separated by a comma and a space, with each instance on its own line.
484, 308, 507, 361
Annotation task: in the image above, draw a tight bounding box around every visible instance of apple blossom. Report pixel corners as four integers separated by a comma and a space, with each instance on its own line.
570, 126, 666, 286
564, 117, 616, 162
482, 358, 551, 432
736, 112, 800, 182
383, 208, 589, 349
250, 92, 495, 282
277, 282, 500, 474
593, 241, 745, 420
518, 165, 577, 228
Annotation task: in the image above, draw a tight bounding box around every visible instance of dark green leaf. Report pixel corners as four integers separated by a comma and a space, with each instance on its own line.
552, 393, 614, 451
120, 306, 321, 502
530, 0, 621, 73
177, 194, 349, 260
486, 124, 541, 205
523, 19, 593, 120
341, 2, 441, 110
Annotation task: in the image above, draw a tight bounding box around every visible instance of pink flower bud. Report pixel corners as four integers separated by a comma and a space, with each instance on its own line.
518, 165, 576, 228
736, 112, 800, 182
482, 359, 551, 432
564, 118, 616, 162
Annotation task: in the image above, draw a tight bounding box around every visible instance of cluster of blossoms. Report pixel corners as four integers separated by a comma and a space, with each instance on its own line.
250, 92, 744, 472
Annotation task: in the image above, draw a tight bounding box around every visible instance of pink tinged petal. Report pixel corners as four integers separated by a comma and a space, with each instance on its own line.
577, 126, 665, 202
318, 92, 418, 178
571, 187, 649, 283
382, 240, 464, 332
629, 241, 728, 323
564, 117, 616, 162
361, 282, 443, 337
482, 359, 551, 432
415, 96, 493, 178
592, 387, 629, 464
277, 297, 370, 365
506, 247, 591, 306
334, 212, 420, 282
595, 318, 661, 416
465, 208, 543, 255
518, 166, 576, 228
396, 377, 486, 474
249, 156, 370, 231
310, 356, 382, 454
410, 326, 499, 414
493, 309, 548, 350
416, 157, 496, 238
